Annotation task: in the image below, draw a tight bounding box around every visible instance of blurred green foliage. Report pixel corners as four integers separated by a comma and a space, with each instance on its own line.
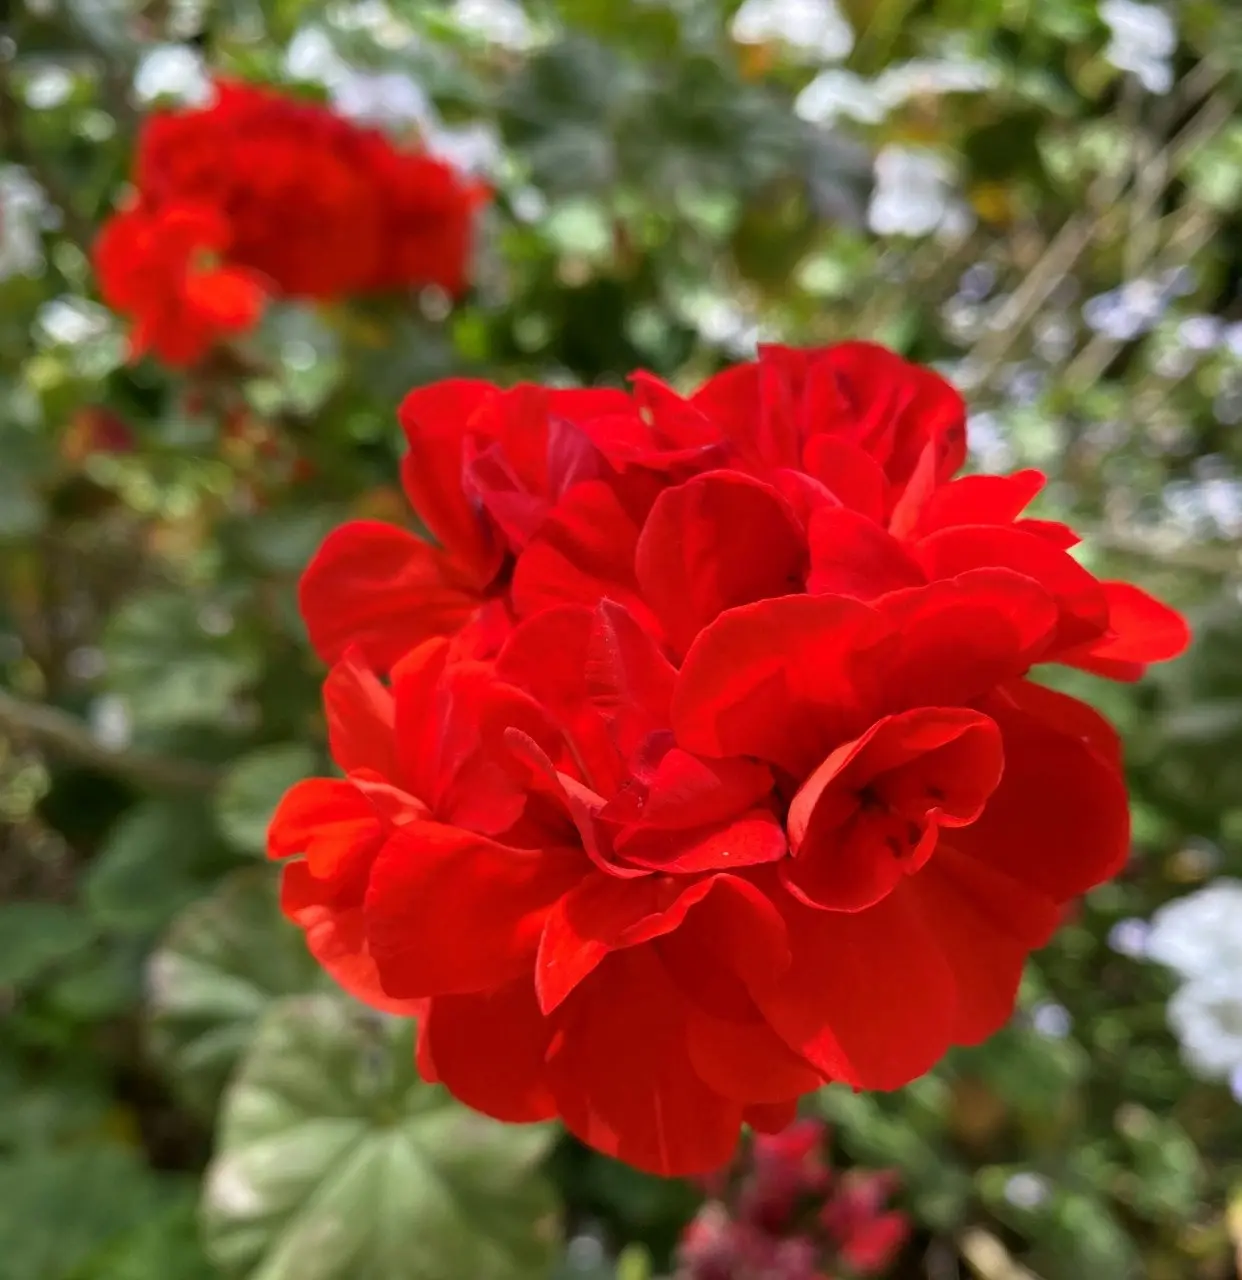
2, 0, 1242, 1277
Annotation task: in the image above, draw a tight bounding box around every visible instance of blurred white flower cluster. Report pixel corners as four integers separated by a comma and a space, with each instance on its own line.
1141, 879, 1242, 1095
0, 166, 48, 281
730, 0, 854, 63
284, 27, 502, 176
796, 58, 998, 127
1100, 0, 1177, 95
867, 146, 973, 241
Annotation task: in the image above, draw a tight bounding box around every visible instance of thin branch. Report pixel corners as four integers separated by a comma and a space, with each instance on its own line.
1087, 525, 1242, 575
0, 688, 222, 791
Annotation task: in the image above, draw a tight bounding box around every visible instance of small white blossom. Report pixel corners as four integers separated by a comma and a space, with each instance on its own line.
0, 166, 47, 280
132, 44, 212, 105
24, 66, 75, 110
867, 146, 968, 239
1177, 315, 1223, 352
1101, 0, 1176, 95
332, 71, 434, 128
1146, 879, 1242, 981
1004, 1172, 1051, 1209
1168, 974, 1242, 1079
36, 298, 113, 347
795, 70, 885, 125
874, 57, 999, 107
452, 0, 537, 51
285, 26, 351, 86
1108, 917, 1151, 958
90, 694, 132, 752
427, 121, 504, 177
731, 0, 854, 63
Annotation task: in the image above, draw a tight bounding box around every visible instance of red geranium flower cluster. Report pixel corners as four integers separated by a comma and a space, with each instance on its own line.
94, 80, 486, 367
677, 1119, 908, 1279
270, 341, 1189, 1176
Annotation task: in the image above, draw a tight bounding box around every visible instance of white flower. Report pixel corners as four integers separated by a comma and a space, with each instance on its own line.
731, 0, 854, 63
873, 57, 999, 107
1146, 879, 1242, 981
1168, 973, 1242, 1079
426, 121, 504, 177
867, 145, 968, 239
1100, 0, 1176, 95
36, 297, 112, 346
132, 43, 212, 105
451, 0, 537, 51
331, 71, 434, 127
0, 166, 47, 281
285, 26, 351, 86
795, 70, 885, 125
24, 66, 75, 111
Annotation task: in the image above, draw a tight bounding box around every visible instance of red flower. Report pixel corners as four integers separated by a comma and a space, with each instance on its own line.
298, 380, 631, 668
95, 79, 487, 366
272, 341, 1190, 1177
94, 203, 265, 366
677, 1119, 908, 1279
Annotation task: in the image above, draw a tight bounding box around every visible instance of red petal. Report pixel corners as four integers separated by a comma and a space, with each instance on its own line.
280, 865, 421, 1017
673, 595, 886, 775
1000, 678, 1122, 769
801, 436, 888, 521
420, 979, 557, 1122
616, 750, 773, 831
585, 599, 677, 757
655, 874, 791, 1018
535, 872, 716, 1014
299, 521, 483, 670
390, 638, 454, 802
511, 481, 654, 630
782, 708, 1003, 913
267, 778, 383, 890
908, 843, 1060, 1044
915, 525, 1108, 650
499, 606, 626, 796
807, 507, 926, 599
754, 882, 958, 1089
548, 947, 746, 1176
365, 821, 582, 997
184, 265, 265, 331
910, 469, 1046, 536
635, 471, 808, 654
744, 1100, 799, 1134
323, 649, 395, 778
953, 689, 1131, 899
1064, 580, 1190, 678
397, 379, 505, 585
687, 1010, 822, 1104
869, 570, 1059, 710
617, 809, 787, 874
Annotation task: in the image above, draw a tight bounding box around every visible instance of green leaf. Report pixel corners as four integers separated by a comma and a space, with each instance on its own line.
83, 1187, 217, 1280
215, 744, 317, 856
146, 869, 319, 1115
203, 994, 560, 1280
0, 1143, 165, 1280
83, 799, 217, 936
103, 591, 260, 730
0, 903, 95, 988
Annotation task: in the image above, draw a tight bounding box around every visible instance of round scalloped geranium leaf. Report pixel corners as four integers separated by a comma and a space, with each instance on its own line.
202, 993, 560, 1280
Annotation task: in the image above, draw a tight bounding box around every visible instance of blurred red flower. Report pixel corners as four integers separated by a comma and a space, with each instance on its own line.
677, 1119, 909, 1279
270, 341, 1191, 1177
94, 79, 487, 366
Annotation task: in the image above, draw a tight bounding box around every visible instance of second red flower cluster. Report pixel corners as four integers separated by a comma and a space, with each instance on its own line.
270, 340, 1189, 1176
95, 79, 485, 366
